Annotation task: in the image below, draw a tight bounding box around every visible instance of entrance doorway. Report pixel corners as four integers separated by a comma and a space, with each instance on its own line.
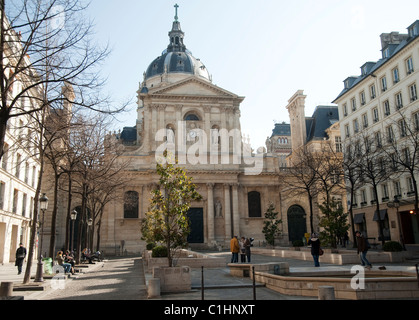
400, 211, 419, 244
187, 208, 204, 244
287, 205, 307, 243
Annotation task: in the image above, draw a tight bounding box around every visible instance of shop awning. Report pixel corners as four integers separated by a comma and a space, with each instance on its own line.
373, 209, 388, 221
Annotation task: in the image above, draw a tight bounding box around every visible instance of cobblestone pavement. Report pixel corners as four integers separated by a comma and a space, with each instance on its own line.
1, 249, 418, 301
2, 256, 145, 300
32, 256, 147, 300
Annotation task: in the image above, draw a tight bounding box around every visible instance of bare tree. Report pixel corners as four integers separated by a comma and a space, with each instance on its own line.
381, 108, 419, 234
0, 0, 122, 161
284, 146, 321, 234
356, 131, 392, 245
342, 138, 364, 247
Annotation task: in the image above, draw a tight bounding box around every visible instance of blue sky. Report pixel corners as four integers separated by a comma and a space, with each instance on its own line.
86, 0, 419, 148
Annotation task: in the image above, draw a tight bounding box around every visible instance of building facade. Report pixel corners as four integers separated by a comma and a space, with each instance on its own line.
0, 26, 41, 263
333, 20, 419, 245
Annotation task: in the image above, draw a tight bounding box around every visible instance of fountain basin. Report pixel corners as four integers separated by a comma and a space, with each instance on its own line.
253, 269, 419, 300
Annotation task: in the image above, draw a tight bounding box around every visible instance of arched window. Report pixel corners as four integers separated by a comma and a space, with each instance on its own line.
184, 113, 200, 121
248, 191, 261, 218
124, 191, 139, 219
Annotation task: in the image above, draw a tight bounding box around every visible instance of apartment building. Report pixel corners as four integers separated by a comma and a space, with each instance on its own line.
333, 20, 419, 245
0, 21, 42, 264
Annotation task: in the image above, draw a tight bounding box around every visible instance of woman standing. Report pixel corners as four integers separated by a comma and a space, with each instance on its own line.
308, 233, 321, 267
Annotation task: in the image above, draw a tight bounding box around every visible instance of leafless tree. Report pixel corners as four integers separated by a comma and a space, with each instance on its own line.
284, 146, 321, 234
382, 107, 419, 229
0, 0, 124, 162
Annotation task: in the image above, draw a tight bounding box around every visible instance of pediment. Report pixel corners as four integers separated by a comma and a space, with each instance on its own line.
149, 77, 241, 99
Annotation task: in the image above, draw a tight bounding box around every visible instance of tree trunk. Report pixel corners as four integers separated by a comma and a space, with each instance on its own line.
48, 174, 60, 258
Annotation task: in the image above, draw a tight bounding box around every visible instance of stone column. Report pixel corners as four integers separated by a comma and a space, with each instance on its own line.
207, 183, 215, 243
143, 105, 151, 152
224, 184, 232, 241
151, 105, 158, 150
232, 184, 240, 237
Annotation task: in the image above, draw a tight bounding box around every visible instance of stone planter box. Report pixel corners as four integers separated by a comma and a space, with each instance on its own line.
152, 266, 191, 293
143, 249, 226, 272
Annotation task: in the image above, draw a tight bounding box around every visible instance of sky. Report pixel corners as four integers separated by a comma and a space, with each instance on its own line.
85, 0, 419, 149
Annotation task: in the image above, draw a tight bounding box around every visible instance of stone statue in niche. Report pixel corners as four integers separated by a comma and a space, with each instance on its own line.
215, 200, 222, 217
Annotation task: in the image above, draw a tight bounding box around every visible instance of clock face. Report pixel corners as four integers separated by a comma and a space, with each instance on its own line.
189, 130, 197, 138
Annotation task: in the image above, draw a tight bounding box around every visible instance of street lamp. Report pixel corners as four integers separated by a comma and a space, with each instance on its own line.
393, 196, 406, 250
70, 210, 78, 253
35, 193, 49, 282
87, 218, 93, 252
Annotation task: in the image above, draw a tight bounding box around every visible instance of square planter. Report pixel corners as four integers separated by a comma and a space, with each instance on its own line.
152, 266, 191, 293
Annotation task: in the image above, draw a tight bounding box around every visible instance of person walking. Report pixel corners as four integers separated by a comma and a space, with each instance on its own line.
244, 237, 252, 263
15, 243, 27, 275
356, 231, 372, 269
308, 233, 321, 267
239, 237, 246, 263
230, 236, 240, 263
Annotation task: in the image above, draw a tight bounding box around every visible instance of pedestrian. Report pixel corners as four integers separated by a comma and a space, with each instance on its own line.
15, 243, 27, 275
239, 237, 246, 262
230, 236, 239, 263
343, 231, 349, 248
308, 233, 321, 267
244, 237, 252, 263
356, 231, 372, 270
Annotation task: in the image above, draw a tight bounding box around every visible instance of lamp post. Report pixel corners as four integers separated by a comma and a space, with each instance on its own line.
70, 210, 78, 253
87, 218, 93, 253
393, 196, 406, 250
35, 193, 49, 282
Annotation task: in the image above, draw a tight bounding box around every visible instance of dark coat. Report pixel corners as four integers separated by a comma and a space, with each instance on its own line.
357, 236, 369, 253
15, 246, 26, 266
308, 238, 321, 255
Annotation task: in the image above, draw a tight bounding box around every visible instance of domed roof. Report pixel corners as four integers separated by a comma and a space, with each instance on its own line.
143, 8, 211, 83
145, 49, 210, 81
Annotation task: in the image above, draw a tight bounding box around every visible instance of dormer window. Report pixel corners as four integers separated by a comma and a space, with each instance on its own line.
409, 23, 418, 37
362, 65, 368, 76
383, 47, 390, 59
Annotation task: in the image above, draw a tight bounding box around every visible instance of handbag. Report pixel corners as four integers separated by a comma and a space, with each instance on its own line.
319, 248, 324, 256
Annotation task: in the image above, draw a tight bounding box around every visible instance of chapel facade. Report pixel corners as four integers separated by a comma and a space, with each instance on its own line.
99, 12, 286, 253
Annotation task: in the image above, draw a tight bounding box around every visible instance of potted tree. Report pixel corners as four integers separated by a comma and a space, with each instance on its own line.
141, 151, 202, 292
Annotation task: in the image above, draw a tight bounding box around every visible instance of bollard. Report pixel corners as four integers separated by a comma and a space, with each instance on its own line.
147, 278, 161, 299
0, 282, 14, 298
318, 286, 335, 300
201, 266, 205, 301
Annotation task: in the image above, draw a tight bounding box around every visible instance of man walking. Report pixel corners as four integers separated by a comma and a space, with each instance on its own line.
15, 243, 27, 275
356, 231, 372, 270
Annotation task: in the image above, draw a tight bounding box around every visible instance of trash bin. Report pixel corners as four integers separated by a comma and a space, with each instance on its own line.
42, 258, 53, 275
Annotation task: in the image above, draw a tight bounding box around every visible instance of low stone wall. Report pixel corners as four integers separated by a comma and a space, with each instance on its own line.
143, 249, 226, 272
252, 247, 414, 265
